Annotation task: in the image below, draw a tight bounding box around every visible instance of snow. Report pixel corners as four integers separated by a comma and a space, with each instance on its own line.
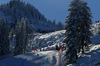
0, 50, 60, 66
90, 45, 100, 51
0, 30, 100, 66
32, 30, 66, 50
0, 30, 66, 66
74, 45, 100, 66
66, 34, 100, 66
39, 30, 65, 39
90, 22, 100, 35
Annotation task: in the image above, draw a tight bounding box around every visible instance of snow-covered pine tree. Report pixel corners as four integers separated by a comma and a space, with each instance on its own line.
10, 28, 14, 43
28, 24, 34, 34
26, 24, 34, 52
9, 28, 14, 53
76, 0, 92, 53
20, 18, 28, 54
64, 0, 92, 65
14, 20, 21, 55
0, 18, 10, 56
14, 18, 28, 55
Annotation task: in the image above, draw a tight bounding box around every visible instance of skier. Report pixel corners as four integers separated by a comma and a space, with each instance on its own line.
55, 45, 59, 50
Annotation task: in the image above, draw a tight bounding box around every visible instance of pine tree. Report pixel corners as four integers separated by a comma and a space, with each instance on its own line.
10, 28, 14, 43
14, 20, 21, 55
9, 28, 14, 53
20, 18, 28, 54
77, 0, 92, 53
28, 24, 34, 34
14, 18, 28, 55
53, 20, 56, 25
64, 0, 92, 65
57, 21, 64, 30
26, 24, 34, 52
0, 18, 10, 56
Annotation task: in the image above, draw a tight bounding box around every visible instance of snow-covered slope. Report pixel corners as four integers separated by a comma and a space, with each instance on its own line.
0, 30, 100, 66
0, 51, 60, 66
69, 45, 100, 66
0, 30, 66, 66
32, 30, 66, 50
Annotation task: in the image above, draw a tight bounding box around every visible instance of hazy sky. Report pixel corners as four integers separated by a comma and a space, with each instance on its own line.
0, 0, 100, 24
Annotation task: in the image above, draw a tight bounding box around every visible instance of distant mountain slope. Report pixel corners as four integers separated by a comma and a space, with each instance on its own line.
0, 0, 62, 31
